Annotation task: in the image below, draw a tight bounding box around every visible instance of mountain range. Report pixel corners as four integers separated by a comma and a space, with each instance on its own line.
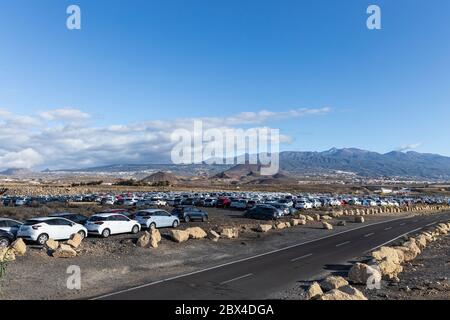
2, 148, 450, 180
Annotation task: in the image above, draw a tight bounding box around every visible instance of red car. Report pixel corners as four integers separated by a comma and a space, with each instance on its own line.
216, 197, 231, 208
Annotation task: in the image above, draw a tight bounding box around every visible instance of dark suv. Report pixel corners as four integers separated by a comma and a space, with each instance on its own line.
244, 205, 282, 220
171, 206, 209, 222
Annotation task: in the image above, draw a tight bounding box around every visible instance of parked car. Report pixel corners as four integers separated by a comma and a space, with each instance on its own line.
216, 197, 231, 208
134, 209, 180, 229
203, 198, 217, 207
244, 205, 282, 220
0, 230, 15, 248
85, 213, 141, 238
171, 206, 209, 222
266, 203, 290, 216
0, 218, 23, 236
295, 200, 313, 209
48, 213, 89, 225
230, 199, 248, 210
17, 217, 88, 245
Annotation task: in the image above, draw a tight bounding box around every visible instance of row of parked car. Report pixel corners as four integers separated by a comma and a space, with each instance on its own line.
0, 206, 210, 248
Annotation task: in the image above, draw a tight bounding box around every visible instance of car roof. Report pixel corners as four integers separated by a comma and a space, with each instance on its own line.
0, 218, 22, 222
137, 209, 162, 212
27, 217, 68, 221
49, 212, 79, 216
91, 213, 126, 217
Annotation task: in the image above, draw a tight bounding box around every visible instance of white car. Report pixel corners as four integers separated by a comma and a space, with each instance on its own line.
149, 198, 167, 207
230, 199, 248, 209
17, 217, 87, 245
123, 197, 138, 206
363, 199, 377, 207
85, 213, 141, 238
203, 198, 217, 207
0, 218, 23, 236
329, 199, 342, 207
311, 200, 322, 208
134, 209, 180, 229
295, 200, 313, 209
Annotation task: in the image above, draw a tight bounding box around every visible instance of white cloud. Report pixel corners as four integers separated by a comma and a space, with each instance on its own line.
0, 107, 330, 170
397, 142, 422, 152
40, 108, 90, 121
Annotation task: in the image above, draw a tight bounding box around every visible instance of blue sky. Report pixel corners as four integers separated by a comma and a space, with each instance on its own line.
0, 0, 449, 169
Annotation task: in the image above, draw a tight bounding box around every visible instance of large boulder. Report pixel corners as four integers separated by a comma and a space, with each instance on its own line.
207, 230, 220, 242
11, 238, 26, 256
305, 282, 323, 300
275, 222, 287, 230
137, 231, 151, 247
185, 227, 207, 239
306, 216, 314, 222
256, 224, 273, 233
414, 235, 428, 250
372, 246, 403, 264
377, 258, 403, 279
219, 227, 239, 239
354, 216, 365, 223
394, 246, 416, 262
45, 239, 59, 251
0, 248, 16, 262
319, 287, 367, 300
322, 222, 333, 230
169, 230, 190, 243
67, 233, 83, 249
52, 244, 77, 258
321, 276, 349, 291
321, 215, 333, 221
290, 219, 300, 226
149, 228, 162, 248
348, 263, 381, 285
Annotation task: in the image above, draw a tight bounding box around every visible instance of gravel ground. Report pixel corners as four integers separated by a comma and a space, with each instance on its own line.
0, 205, 404, 300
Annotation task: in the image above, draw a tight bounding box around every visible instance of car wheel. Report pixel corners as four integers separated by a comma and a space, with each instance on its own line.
37, 233, 49, 245
172, 220, 179, 228
184, 215, 190, 222
77, 230, 86, 239
131, 225, 140, 234
202, 215, 208, 222
149, 222, 156, 230
101, 229, 111, 238
0, 237, 10, 248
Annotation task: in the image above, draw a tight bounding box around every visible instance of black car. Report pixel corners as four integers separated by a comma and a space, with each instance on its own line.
48, 213, 89, 225
0, 230, 15, 248
171, 206, 208, 222
244, 205, 282, 220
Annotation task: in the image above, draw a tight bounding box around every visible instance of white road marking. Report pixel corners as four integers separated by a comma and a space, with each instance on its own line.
364, 232, 375, 238
365, 227, 424, 253
91, 217, 407, 300
384, 227, 393, 231
426, 222, 437, 227
220, 273, 253, 285
291, 253, 313, 262
336, 241, 351, 247
400, 223, 406, 226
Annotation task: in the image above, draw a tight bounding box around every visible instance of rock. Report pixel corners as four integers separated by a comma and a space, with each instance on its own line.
149, 228, 162, 248
338, 285, 368, 300
321, 275, 349, 291
45, 239, 59, 251
256, 224, 273, 233
67, 233, 83, 249
322, 222, 333, 230
337, 221, 347, 227
348, 262, 381, 285
321, 215, 333, 220
275, 222, 287, 230
402, 239, 421, 256
354, 216, 365, 223
290, 219, 299, 226
0, 248, 16, 262
314, 214, 321, 221
298, 219, 306, 225
319, 288, 367, 300
284, 222, 292, 228
394, 246, 417, 262
185, 227, 207, 239
52, 244, 77, 258
219, 227, 239, 239
305, 282, 323, 300
414, 235, 428, 250
137, 231, 151, 247
377, 258, 403, 279
207, 230, 220, 242
372, 246, 403, 264
11, 238, 26, 256
169, 230, 190, 243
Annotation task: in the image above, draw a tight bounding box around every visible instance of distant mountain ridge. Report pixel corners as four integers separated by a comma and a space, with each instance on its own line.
4, 148, 448, 180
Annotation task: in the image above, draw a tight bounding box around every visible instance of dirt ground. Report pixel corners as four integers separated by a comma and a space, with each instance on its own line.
0, 204, 405, 300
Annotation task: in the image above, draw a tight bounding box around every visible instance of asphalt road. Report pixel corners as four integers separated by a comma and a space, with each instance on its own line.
94, 211, 450, 300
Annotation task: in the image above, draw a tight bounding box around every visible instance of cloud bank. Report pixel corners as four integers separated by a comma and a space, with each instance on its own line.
0, 107, 331, 170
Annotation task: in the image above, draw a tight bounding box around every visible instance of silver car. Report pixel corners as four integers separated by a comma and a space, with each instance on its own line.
134, 209, 180, 229
0, 218, 23, 236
